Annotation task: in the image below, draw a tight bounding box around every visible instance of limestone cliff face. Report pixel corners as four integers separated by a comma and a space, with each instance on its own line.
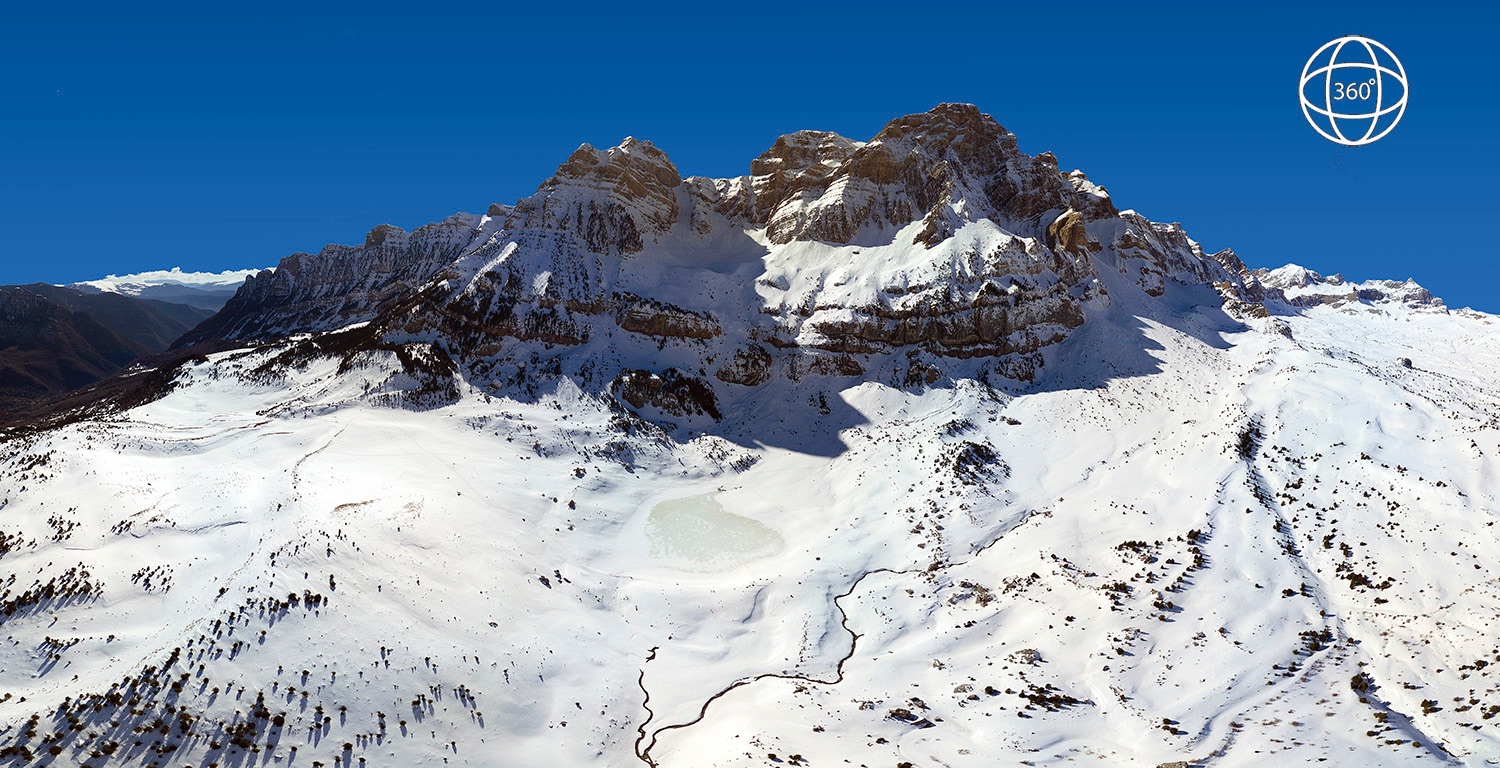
681, 105, 1139, 370
381, 137, 705, 354
714, 344, 773, 387
718, 104, 1119, 249
612, 369, 721, 421
742, 130, 862, 225
1046, 209, 1089, 255
185, 104, 1270, 399
750, 223, 1099, 375
180, 215, 480, 344
505, 138, 681, 256
614, 296, 721, 340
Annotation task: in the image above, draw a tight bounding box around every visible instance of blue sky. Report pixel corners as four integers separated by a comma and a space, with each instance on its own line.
2, 1, 1495, 309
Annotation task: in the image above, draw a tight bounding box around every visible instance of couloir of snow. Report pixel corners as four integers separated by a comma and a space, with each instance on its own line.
5, 226, 1500, 768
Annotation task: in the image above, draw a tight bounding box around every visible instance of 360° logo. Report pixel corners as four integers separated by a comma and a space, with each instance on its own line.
1299, 36, 1408, 146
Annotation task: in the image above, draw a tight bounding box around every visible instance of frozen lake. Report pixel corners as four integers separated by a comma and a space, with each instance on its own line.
646, 493, 784, 572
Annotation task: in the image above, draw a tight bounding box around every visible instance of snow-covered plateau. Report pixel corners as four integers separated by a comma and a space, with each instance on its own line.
4, 104, 1500, 768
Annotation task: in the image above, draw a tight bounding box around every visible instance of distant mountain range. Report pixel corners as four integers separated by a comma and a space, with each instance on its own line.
0, 269, 263, 411
0, 284, 215, 410
65, 266, 264, 311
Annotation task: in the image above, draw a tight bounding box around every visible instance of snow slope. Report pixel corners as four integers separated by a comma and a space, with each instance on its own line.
4, 267, 1500, 767
4, 105, 1500, 768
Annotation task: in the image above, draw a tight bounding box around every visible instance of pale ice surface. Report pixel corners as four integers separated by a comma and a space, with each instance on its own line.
645, 494, 784, 572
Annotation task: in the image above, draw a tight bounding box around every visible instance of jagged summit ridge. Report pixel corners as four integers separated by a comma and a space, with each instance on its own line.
172, 103, 1450, 407
746, 103, 1119, 248
1257, 263, 1442, 309
180, 212, 478, 345
504, 137, 683, 256
177, 105, 1269, 385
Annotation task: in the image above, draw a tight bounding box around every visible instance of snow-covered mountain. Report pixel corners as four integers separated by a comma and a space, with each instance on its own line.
68, 267, 267, 312
4, 104, 1500, 768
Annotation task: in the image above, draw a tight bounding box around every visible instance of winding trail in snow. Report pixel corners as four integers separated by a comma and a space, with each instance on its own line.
632, 478, 1052, 766
633, 567, 908, 766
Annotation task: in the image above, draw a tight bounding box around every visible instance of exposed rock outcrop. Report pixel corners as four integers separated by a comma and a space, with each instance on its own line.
179, 214, 480, 345
786, 352, 866, 381
1044, 208, 1092, 256
180, 103, 1272, 396
715, 345, 773, 387
801, 269, 1090, 357
720, 103, 1118, 249
505, 138, 680, 256
612, 369, 721, 421
1046, 208, 1089, 255
614, 295, 720, 340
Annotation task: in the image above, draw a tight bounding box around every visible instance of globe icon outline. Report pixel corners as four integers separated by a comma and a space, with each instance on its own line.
1299, 36, 1408, 146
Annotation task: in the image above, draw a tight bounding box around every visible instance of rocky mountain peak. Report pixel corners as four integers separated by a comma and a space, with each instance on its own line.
743, 103, 1117, 248
507, 137, 682, 255
364, 223, 408, 249
749, 130, 862, 177
178, 214, 478, 344
176, 105, 1273, 391
744, 130, 862, 223
1260, 264, 1332, 289
548, 137, 682, 191
866, 101, 1012, 161
1256, 264, 1441, 310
